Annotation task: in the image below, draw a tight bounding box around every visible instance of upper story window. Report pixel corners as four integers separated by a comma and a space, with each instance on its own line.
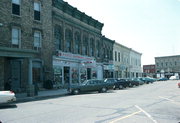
96, 40, 100, 57
74, 32, 81, 54
12, 27, 21, 46
12, 0, 20, 16
90, 38, 94, 56
54, 26, 62, 50
118, 52, 120, 62
34, 31, 41, 48
65, 29, 72, 52
114, 51, 117, 61
34, 2, 41, 21
82, 35, 88, 55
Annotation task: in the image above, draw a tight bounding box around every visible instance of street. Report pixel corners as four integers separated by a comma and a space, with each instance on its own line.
0, 80, 180, 123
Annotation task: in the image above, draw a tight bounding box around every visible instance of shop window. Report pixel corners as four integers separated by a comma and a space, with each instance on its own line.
53, 66, 63, 85
80, 68, 87, 83
33, 68, 41, 83
34, 2, 41, 21
12, 27, 21, 46
12, 0, 20, 16
71, 68, 79, 84
92, 68, 97, 79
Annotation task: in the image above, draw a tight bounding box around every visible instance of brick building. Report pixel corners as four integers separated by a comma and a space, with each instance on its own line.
0, 0, 53, 95
143, 65, 156, 78
155, 55, 180, 79
52, 0, 114, 87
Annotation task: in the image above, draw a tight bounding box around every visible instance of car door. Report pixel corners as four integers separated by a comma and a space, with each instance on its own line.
81, 80, 94, 92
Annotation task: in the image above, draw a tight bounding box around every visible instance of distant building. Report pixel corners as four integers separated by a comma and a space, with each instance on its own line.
155, 55, 180, 79
113, 42, 142, 78
143, 65, 156, 78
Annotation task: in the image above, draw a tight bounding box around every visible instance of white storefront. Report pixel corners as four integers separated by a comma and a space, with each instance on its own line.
53, 51, 103, 87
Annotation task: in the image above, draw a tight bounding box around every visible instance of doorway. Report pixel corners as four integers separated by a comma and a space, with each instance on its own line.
64, 67, 70, 85
87, 68, 91, 80
11, 60, 21, 92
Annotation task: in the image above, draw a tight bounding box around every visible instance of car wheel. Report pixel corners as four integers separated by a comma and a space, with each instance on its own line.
101, 87, 107, 93
129, 83, 132, 87
73, 89, 79, 95
119, 85, 123, 89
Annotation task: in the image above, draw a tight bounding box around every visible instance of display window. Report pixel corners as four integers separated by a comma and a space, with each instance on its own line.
80, 68, 87, 83
71, 67, 79, 84
53, 66, 63, 86
92, 68, 97, 79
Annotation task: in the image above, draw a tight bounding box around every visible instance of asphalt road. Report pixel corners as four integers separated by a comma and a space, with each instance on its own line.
0, 80, 180, 123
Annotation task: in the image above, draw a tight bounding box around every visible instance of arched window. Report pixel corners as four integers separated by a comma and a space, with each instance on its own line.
74, 32, 81, 54
65, 28, 72, 52
82, 35, 88, 55
54, 25, 62, 50
96, 40, 100, 57
90, 38, 94, 56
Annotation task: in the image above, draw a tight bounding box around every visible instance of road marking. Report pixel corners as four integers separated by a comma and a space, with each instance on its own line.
159, 96, 180, 105
109, 110, 142, 123
159, 96, 174, 101
135, 105, 158, 123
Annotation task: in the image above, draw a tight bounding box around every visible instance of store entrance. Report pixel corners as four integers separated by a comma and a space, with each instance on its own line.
64, 67, 70, 85
11, 60, 21, 92
87, 68, 91, 80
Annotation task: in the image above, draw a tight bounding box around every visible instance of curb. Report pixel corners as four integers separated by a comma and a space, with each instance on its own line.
15, 92, 69, 104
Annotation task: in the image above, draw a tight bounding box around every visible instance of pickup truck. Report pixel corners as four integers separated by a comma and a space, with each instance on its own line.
68, 79, 114, 94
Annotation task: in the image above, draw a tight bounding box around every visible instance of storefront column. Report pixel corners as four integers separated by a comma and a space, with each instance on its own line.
27, 58, 35, 97
28, 58, 33, 85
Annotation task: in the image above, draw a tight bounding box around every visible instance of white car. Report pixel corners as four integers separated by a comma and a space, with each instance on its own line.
0, 91, 16, 104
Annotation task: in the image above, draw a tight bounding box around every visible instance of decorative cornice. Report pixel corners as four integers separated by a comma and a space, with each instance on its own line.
52, 0, 104, 30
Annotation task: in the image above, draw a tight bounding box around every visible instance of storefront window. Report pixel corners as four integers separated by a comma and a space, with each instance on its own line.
53, 66, 62, 86
92, 68, 97, 79
71, 68, 79, 84
80, 68, 87, 83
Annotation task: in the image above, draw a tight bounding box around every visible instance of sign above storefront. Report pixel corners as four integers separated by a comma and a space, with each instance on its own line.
56, 51, 95, 61
55, 51, 96, 68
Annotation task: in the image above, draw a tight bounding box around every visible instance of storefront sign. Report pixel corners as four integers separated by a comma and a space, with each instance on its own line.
56, 51, 94, 61
104, 64, 114, 70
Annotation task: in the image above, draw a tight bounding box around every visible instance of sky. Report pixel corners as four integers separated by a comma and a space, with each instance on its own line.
64, 0, 180, 65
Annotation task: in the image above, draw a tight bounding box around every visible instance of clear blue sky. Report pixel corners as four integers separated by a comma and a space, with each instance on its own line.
64, 0, 180, 65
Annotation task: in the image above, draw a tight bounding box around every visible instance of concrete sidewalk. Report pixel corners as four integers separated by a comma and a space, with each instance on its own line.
15, 89, 69, 103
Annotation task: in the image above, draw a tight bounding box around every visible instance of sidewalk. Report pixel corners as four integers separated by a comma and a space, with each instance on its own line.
15, 89, 69, 103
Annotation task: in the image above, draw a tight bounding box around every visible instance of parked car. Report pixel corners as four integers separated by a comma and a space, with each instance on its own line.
104, 78, 117, 89
0, 91, 16, 105
158, 77, 169, 81
115, 78, 131, 89
140, 77, 155, 84
128, 78, 140, 86
178, 82, 180, 88
68, 79, 114, 95
133, 78, 144, 85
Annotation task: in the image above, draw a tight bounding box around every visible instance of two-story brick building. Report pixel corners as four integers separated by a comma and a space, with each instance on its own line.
52, 0, 114, 87
0, 0, 53, 95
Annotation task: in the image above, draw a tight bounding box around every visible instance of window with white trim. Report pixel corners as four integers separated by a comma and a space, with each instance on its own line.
12, 27, 21, 45
34, 31, 41, 47
34, 2, 41, 21
12, 0, 20, 15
